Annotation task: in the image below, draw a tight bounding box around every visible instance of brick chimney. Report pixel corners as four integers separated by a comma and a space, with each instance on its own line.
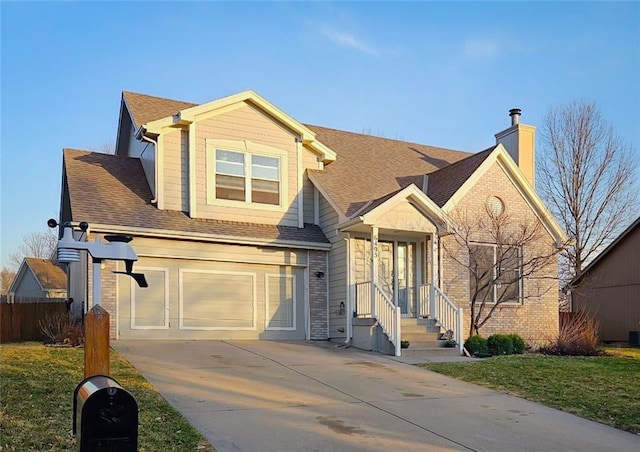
495, 108, 536, 188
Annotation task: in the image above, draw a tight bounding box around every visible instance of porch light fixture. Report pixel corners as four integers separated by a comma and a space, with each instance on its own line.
315, 271, 325, 278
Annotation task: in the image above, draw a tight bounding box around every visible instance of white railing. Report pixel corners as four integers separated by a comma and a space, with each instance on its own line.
432, 285, 464, 354
354, 281, 372, 317
418, 284, 464, 353
354, 281, 401, 356
374, 285, 402, 357
418, 283, 430, 318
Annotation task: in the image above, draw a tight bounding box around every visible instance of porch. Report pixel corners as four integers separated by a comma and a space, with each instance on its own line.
351, 280, 463, 357
337, 186, 464, 357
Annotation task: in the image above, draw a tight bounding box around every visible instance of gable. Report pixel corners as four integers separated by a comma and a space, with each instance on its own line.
444, 145, 566, 244
374, 200, 438, 233
141, 90, 336, 163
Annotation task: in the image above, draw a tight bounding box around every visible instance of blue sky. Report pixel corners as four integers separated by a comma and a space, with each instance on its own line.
1, 1, 639, 269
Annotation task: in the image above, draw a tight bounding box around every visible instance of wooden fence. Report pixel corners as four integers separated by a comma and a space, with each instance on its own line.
0, 296, 67, 342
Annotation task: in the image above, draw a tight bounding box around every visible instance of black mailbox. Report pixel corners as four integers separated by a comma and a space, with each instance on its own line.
73, 375, 138, 451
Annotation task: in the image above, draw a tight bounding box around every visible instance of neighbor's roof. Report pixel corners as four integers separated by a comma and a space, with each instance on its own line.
63, 149, 329, 246
572, 215, 640, 285
24, 258, 67, 290
305, 125, 478, 217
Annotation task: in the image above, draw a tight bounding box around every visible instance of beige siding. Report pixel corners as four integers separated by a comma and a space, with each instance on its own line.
302, 149, 320, 224
193, 104, 299, 225
375, 201, 437, 233
130, 236, 308, 267
303, 175, 315, 224
441, 161, 559, 345
163, 129, 188, 211
318, 195, 348, 339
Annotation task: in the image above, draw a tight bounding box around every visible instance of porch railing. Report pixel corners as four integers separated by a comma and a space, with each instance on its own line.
419, 283, 464, 354
354, 281, 372, 317
354, 281, 402, 356
375, 285, 402, 357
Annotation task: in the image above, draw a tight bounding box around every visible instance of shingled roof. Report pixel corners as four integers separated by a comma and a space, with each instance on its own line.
116, 91, 497, 221
426, 146, 496, 207
24, 258, 67, 291
63, 149, 329, 246
305, 125, 477, 217
123, 91, 197, 129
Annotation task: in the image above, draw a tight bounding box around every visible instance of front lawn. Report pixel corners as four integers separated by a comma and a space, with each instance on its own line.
0, 343, 215, 451
420, 351, 640, 434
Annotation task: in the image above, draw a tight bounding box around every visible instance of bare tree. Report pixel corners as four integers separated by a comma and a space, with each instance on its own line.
8, 230, 58, 271
98, 140, 115, 154
538, 101, 638, 283
444, 208, 563, 337
1, 267, 16, 294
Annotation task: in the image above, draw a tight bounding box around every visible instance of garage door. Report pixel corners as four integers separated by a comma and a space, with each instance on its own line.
117, 257, 306, 340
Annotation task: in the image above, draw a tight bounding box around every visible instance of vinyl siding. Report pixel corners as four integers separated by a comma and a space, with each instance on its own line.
302, 149, 320, 224
572, 225, 640, 342
129, 236, 309, 267
162, 129, 188, 212
193, 104, 299, 225
376, 201, 437, 233
126, 128, 155, 193
14, 270, 45, 297
318, 195, 347, 339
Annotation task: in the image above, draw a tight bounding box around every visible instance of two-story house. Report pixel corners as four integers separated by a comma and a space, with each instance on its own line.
60, 90, 566, 355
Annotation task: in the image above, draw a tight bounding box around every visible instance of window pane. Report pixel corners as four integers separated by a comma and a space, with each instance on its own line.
216, 160, 245, 176
470, 244, 494, 303
216, 174, 245, 201
217, 150, 244, 164
497, 246, 521, 302
252, 155, 279, 180
252, 179, 279, 205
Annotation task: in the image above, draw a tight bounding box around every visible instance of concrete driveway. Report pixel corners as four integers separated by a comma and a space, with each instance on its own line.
114, 340, 638, 452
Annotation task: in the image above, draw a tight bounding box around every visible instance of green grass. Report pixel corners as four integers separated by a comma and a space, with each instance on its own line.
420, 350, 640, 434
0, 343, 215, 451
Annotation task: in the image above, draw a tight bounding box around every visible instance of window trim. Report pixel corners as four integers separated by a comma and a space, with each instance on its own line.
469, 242, 523, 305
206, 139, 288, 211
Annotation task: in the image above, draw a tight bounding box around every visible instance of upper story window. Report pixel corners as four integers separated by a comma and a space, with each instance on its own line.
207, 140, 287, 210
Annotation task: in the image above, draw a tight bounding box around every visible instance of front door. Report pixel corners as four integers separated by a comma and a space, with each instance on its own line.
377, 241, 416, 316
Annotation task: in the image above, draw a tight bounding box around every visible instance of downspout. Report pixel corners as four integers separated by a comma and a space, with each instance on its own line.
344, 234, 351, 345
141, 134, 159, 204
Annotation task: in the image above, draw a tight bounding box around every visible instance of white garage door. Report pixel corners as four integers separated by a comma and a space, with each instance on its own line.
118, 257, 306, 340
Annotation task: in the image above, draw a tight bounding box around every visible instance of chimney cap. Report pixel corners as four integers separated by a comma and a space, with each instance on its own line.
509, 108, 522, 125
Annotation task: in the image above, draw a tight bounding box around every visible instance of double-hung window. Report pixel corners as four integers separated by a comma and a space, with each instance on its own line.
469, 243, 522, 304
210, 144, 284, 207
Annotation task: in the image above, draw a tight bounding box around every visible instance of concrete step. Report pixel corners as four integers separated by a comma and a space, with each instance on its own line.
400, 319, 442, 334
401, 333, 441, 343
400, 346, 461, 357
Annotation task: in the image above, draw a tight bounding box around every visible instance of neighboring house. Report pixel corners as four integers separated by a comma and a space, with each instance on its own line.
570, 216, 640, 342
59, 90, 566, 354
8, 258, 67, 299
